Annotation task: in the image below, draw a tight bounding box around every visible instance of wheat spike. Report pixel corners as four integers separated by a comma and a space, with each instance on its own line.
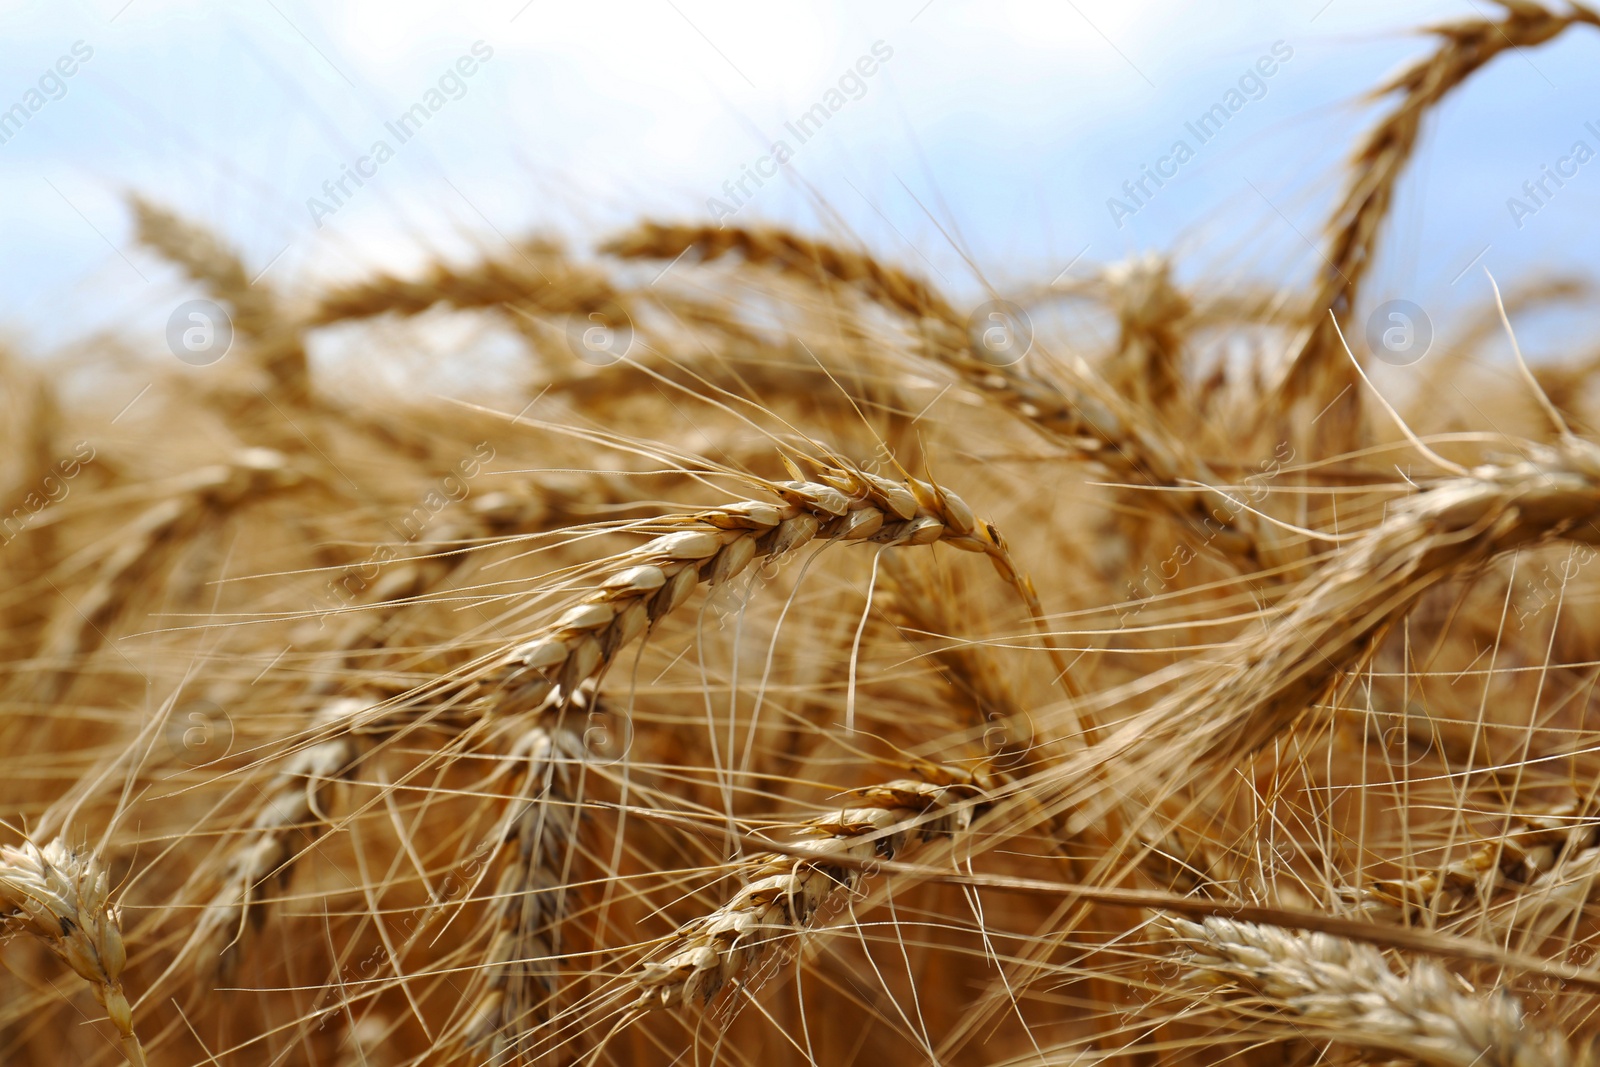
131, 196, 309, 400
632, 766, 990, 1011
307, 241, 627, 354
1346, 798, 1598, 921
463, 713, 585, 1055
602, 221, 1271, 567
1164, 915, 1573, 1067
449, 456, 1049, 725
1278, 1, 1600, 445
187, 697, 367, 977
0, 838, 147, 1067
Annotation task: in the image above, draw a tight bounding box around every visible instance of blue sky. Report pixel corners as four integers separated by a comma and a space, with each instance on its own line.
2, 0, 1598, 361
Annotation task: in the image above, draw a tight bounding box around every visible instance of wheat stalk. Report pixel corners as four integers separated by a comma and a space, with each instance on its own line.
0, 838, 146, 1067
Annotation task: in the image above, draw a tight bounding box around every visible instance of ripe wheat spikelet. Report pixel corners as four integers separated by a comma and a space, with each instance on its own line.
1164, 915, 1575, 1067
452, 454, 1048, 726
630, 765, 991, 1012
0, 839, 146, 1067
461, 714, 584, 1055
1279, 0, 1600, 448
131, 197, 309, 400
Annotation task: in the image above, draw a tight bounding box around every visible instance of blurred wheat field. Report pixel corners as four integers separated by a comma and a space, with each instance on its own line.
10, 3, 1600, 1064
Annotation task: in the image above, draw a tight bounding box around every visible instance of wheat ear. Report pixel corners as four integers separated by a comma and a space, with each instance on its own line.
461, 458, 1048, 722
188, 697, 366, 977
1163, 915, 1573, 1067
1279, 1, 1600, 427
463, 712, 585, 1055
1347, 798, 1596, 921
0, 838, 147, 1067
131, 196, 309, 399
632, 766, 990, 1010
601, 222, 1269, 567
307, 242, 626, 343
1132, 437, 1600, 770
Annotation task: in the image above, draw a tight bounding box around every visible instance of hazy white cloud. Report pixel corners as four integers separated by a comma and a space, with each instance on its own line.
1, 0, 1596, 351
